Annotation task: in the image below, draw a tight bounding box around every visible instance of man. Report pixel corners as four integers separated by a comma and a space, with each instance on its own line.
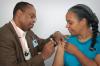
0, 2, 56, 66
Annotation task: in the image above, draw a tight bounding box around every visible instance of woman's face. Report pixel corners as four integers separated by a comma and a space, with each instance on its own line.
66, 11, 84, 36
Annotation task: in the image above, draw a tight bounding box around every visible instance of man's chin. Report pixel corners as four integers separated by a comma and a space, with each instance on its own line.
27, 27, 32, 31
29, 24, 34, 28
24, 27, 31, 31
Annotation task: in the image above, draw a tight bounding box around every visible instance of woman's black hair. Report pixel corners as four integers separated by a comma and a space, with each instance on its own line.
68, 4, 99, 51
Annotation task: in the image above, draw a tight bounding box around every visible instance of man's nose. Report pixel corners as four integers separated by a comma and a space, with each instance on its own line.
33, 18, 37, 23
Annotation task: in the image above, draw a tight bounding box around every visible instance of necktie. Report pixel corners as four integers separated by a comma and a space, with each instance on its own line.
19, 34, 31, 60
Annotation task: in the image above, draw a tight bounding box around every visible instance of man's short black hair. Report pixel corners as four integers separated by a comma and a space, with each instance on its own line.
13, 1, 33, 17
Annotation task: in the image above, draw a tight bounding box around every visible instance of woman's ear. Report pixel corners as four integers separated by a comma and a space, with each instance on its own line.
80, 18, 87, 26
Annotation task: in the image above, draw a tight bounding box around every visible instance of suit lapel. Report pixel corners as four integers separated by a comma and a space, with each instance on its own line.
7, 22, 22, 49
7, 22, 24, 63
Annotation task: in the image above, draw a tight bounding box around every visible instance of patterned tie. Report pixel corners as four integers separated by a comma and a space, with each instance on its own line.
19, 33, 31, 60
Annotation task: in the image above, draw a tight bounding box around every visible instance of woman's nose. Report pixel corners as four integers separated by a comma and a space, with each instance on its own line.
33, 18, 37, 21
66, 24, 69, 28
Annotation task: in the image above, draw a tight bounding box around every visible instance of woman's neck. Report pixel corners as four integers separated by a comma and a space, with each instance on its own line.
78, 29, 92, 42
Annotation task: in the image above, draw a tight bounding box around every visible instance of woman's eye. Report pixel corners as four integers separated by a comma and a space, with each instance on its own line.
69, 22, 72, 25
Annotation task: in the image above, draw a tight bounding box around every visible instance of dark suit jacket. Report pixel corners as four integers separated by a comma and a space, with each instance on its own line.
0, 22, 47, 66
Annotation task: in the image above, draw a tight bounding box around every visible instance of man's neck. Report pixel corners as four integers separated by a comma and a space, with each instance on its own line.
13, 18, 25, 31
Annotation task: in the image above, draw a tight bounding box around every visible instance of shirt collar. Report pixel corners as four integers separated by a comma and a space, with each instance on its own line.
11, 20, 27, 38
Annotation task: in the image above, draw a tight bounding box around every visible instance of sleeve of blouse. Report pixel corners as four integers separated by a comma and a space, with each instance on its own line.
95, 35, 100, 54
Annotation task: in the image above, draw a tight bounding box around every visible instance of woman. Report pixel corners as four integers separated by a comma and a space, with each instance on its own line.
53, 4, 100, 66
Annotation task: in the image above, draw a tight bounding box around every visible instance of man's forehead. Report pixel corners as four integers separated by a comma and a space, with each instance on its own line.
24, 5, 36, 13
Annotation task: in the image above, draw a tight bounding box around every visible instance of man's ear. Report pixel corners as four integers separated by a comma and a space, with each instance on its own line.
16, 9, 23, 17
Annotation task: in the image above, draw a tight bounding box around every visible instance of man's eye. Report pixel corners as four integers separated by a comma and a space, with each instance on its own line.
31, 16, 33, 18
30, 15, 36, 19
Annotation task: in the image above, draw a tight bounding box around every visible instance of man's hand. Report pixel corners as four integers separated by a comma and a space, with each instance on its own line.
41, 40, 55, 60
52, 31, 64, 45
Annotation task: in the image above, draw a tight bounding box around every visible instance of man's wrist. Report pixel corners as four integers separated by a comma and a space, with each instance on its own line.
41, 53, 46, 60
49, 34, 57, 47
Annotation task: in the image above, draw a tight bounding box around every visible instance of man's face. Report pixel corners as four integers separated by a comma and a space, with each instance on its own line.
19, 5, 36, 31
66, 11, 83, 36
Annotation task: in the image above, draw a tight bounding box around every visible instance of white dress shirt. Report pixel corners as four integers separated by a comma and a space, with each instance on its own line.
11, 20, 31, 60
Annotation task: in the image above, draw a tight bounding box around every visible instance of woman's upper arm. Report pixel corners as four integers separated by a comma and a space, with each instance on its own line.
95, 54, 100, 66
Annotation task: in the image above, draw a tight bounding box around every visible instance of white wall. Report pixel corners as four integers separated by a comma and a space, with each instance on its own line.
0, 0, 100, 38
0, 0, 100, 66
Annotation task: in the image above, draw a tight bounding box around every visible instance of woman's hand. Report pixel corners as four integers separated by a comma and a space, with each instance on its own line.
57, 41, 65, 53
52, 41, 65, 66
64, 42, 79, 55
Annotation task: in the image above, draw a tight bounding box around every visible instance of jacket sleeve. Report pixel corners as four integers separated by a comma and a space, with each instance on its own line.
31, 31, 52, 52
28, 30, 49, 52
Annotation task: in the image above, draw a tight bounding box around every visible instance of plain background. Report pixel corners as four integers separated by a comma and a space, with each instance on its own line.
0, 0, 100, 66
